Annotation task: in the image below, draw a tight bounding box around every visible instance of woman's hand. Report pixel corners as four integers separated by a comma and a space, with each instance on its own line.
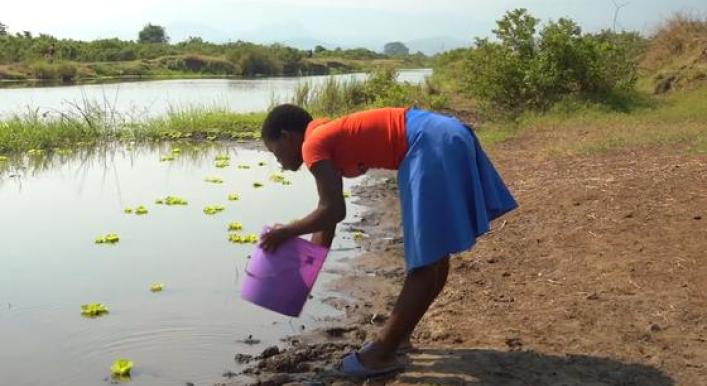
259, 224, 294, 252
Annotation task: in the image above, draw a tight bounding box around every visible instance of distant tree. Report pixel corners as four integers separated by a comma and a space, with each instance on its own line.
383, 41, 409, 56
314, 45, 326, 53
0, 21, 7, 35
138, 23, 169, 44
184, 36, 204, 44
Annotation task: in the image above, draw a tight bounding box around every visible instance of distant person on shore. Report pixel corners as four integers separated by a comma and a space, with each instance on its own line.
259, 104, 517, 377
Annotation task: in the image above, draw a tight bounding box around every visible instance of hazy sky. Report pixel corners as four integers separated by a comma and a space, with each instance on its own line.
2, 0, 706, 47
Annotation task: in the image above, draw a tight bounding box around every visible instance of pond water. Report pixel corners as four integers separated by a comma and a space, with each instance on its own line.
0, 144, 364, 385
0, 69, 432, 118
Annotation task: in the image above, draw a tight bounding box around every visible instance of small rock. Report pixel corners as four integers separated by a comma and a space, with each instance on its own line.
650, 323, 662, 332
502, 272, 511, 278
505, 337, 523, 351
370, 313, 388, 324
486, 258, 498, 264
586, 293, 600, 300
694, 215, 702, 220
260, 345, 280, 359
235, 353, 254, 363
222, 369, 237, 378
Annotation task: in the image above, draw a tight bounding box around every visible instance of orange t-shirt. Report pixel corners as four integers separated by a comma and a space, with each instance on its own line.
302, 107, 407, 178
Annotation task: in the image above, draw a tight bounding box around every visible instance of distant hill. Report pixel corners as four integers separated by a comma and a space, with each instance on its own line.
404, 36, 471, 56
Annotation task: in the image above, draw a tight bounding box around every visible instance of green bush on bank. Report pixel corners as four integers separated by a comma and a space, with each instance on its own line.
433, 9, 640, 115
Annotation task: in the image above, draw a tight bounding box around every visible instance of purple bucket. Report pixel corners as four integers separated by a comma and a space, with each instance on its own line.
240, 232, 329, 317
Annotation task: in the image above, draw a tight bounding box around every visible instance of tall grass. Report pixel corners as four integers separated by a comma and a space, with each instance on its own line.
0, 102, 264, 154
289, 67, 447, 116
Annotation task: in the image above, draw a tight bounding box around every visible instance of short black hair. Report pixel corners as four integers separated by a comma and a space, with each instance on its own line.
261, 104, 312, 141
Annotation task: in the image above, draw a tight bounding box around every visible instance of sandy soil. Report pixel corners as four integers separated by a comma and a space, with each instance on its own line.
220, 132, 707, 386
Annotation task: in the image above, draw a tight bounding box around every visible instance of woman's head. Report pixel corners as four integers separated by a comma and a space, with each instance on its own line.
261, 104, 312, 171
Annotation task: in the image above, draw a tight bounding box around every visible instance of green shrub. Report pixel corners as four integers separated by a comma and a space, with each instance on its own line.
435, 9, 638, 114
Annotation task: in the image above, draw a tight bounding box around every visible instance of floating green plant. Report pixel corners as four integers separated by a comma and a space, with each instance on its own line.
203, 205, 226, 215
237, 164, 251, 169
215, 154, 230, 161
27, 149, 44, 156
81, 303, 109, 317
227, 193, 240, 201
55, 148, 73, 156
95, 234, 120, 244
257, 161, 266, 166
123, 208, 133, 214
343, 190, 351, 198
204, 176, 224, 184
228, 233, 258, 244
353, 232, 364, 241
155, 196, 188, 205
252, 182, 263, 188
110, 359, 134, 377
0, 156, 7, 161
206, 135, 217, 141
149, 282, 165, 292
269, 173, 291, 185
134, 206, 148, 215
160, 154, 176, 162
171, 147, 182, 154
215, 160, 230, 168
228, 222, 243, 231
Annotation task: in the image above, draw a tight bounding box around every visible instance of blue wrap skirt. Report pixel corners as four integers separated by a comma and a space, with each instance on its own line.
398, 108, 517, 271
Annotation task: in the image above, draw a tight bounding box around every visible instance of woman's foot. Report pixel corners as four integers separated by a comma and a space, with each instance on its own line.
356, 341, 399, 370
397, 338, 418, 354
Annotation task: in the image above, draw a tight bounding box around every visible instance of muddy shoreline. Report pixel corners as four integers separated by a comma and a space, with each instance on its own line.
219, 172, 409, 385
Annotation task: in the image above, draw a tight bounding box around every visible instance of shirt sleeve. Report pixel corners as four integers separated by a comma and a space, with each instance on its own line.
302, 130, 332, 169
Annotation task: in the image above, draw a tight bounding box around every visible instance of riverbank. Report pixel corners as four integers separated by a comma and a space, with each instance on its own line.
0, 56, 422, 83
225, 113, 706, 385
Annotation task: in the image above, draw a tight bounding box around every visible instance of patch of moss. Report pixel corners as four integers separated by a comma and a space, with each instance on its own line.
95, 234, 120, 244
203, 205, 226, 215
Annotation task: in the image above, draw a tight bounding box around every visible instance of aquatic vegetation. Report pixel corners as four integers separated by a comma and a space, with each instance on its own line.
215, 154, 230, 161
54, 148, 73, 155
171, 147, 182, 154
203, 205, 226, 215
253, 182, 263, 188
81, 303, 109, 317
160, 154, 176, 162
26, 149, 44, 156
123, 208, 133, 214
149, 282, 165, 292
206, 135, 217, 141
237, 164, 251, 169
0, 156, 7, 161
204, 176, 224, 184
110, 359, 134, 377
228, 222, 243, 231
269, 173, 291, 185
257, 161, 266, 166
155, 196, 188, 205
353, 232, 364, 241
228, 233, 258, 244
227, 193, 240, 201
134, 206, 148, 215
95, 234, 120, 244
343, 190, 351, 198
215, 160, 230, 168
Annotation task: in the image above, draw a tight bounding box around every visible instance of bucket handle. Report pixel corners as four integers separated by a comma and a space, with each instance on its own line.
244, 255, 318, 279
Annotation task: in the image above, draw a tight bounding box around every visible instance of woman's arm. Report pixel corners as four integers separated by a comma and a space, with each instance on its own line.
260, 160, 345, 251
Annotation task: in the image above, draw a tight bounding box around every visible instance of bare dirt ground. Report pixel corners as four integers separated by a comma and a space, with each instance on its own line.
223, 130, 707, 386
